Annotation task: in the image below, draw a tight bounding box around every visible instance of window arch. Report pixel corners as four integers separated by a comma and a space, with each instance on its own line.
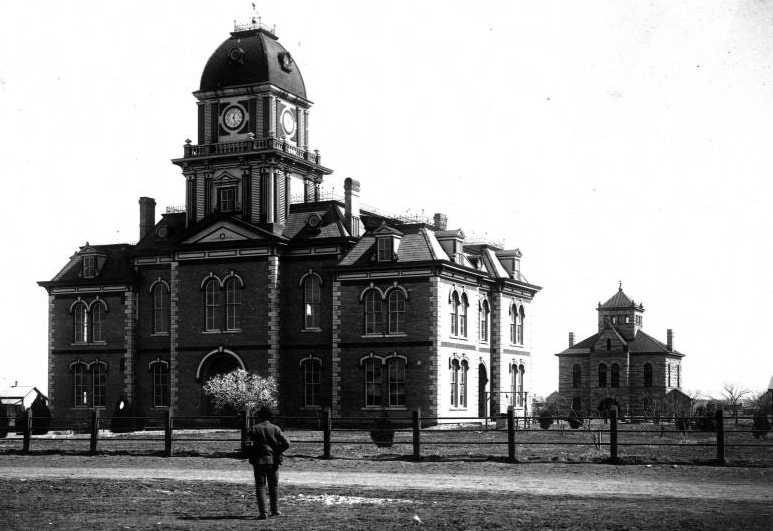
643, 363, 653, 387
479, 299, 490, 342
71, 298, 108, 344
303, 275, 321, 330
224, 276, 242, 330
572, 364, 582, 388
611, 363, 620, 388
517, 364, 525, 406
364, 290, 383, 335
387, 290, 406, 334
517, 305, 525, 344
598, 363, 607, 388
72, 362, 88, 406
152, 282, 170, 334
149, 360, 170, 408
300, 357, 321, 407
204, 278, 220, 331
450, 357, 468, 408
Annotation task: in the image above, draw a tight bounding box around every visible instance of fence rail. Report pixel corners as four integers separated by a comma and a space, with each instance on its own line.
1, 407, 771, 465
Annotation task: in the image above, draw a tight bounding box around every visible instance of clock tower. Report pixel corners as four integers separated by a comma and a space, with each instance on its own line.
172, 20, 331, 233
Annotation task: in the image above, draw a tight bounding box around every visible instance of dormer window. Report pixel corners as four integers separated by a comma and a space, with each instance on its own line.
83, 255, 97, 278
377, 237, 393, 262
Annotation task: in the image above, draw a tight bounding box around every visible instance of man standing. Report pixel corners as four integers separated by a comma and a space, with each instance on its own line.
247, 406, 290, 520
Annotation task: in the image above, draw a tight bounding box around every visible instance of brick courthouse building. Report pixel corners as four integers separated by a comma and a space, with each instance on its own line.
555, 286, 684, 417
39, 22, 541, 423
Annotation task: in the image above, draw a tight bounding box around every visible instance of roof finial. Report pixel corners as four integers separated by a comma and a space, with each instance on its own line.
618, 280, 622, 292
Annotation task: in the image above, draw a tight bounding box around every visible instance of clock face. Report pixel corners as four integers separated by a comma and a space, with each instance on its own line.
223, 106, 244, 130
281, 109, 296, 136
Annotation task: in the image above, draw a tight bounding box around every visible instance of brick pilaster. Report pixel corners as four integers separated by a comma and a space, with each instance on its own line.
123, 291, 136, 403
490, 290, 504, 415
47, 294, 56, 414
169, 261, 180, 413
427, 277, 442, 418
266, 256, 281, 392
330, 280, 342, 417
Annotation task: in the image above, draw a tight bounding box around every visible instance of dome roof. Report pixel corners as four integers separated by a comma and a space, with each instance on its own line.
199, 29, 306, 99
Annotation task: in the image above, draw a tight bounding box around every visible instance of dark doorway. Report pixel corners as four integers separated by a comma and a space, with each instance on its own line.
598, 397, 620, 419
478, 364, 488, 418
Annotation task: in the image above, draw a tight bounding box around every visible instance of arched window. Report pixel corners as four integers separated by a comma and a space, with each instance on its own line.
643, 363, 653, 388
572, 364, 582, 388
459, 360, 468, 408
388, 290, 406, 334
611, 363, 620, 388
150, 361, 170, 408
606, 338, 611, 351
204, 279, 220, 331
224, 277, 241, 331
303, 276, 321, 329
92, 363, 106, 407
450, 291, 460, 336
364, 290, 382, 335
510, 364, 517, 406
479, 300, 490, 342
517, 306, 525, 344
91, 304, 105, 342
73, 303, 88, 343
72, 363, 88, 406
302, 358, 321, 407
152, 283, 170, 334
459, 294, 469, 338
387, 357, 406, 406
450, 359, 460, 407
517, 364, 525, 406
509, 305, 516, 344
598, 363, 607, 388
363, 357, 382, 407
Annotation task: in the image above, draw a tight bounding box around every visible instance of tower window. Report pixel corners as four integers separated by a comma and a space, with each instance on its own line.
303, 275, 321, 330
611, 363, 620, 388
598, 363, 607, 388
152, 282, 170, 334
217, 186, 238, 212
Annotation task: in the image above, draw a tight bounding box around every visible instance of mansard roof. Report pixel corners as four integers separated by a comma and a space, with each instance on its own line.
39, 243, 134, 288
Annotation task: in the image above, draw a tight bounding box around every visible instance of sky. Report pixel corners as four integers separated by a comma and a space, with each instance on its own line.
1, 0, 772, 399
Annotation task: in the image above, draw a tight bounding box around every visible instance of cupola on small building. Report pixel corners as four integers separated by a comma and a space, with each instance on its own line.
38, 20, 541, 424
555, 286, 684, 417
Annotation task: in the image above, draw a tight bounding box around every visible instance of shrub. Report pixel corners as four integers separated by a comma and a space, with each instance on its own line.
30, 397, 52, 435
694, 405, 716, 432
752, 411, 771, 440
203, 369, 278, 415
568, 410, 582, 430
538, 410, 553, 430
370, 410, 395, 448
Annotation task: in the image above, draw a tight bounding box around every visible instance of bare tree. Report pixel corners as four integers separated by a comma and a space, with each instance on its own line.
722, 382, 752, 424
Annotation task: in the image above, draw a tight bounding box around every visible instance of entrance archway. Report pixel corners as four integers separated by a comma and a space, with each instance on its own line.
198, 350, 243, 417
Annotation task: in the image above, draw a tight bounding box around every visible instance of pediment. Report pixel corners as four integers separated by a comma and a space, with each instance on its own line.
183, 221, 268, 244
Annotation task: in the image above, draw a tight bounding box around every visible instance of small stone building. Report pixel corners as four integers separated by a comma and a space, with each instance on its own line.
555, 286, 684, 417
38, 21, 541, 424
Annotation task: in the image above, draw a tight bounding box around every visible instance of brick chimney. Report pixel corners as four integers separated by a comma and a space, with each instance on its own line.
344, 178, 361, 237
139, 197, 156, 241
433, 213, 448, 230
667, 329, 673, 351
569, 332, 575, 347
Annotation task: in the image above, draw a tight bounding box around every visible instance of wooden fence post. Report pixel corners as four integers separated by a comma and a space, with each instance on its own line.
609, 406, 618, 464
164, 409, 173, 457
22, 409, 32, 454
89, 409, 99, 455
715, 408, 725, 465
507, 406, 516, 463
240, 410, 249, 457
322, 407, 331, 459
412, 408, 421, 461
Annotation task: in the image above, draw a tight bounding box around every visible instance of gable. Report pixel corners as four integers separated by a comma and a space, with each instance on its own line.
183, 221, 271, 244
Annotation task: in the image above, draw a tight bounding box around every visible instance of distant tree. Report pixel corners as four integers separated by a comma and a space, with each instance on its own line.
721, 382, 752, 425
203, 369, 278, 415
30, 396, 52, 435
751, 390, 772, 440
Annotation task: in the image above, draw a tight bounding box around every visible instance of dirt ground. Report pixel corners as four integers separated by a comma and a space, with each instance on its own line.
1, 454, 772, 530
